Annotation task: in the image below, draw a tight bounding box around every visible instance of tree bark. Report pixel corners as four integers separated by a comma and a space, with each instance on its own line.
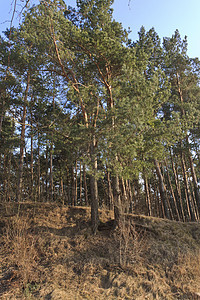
127, 180, 133, 213
37, 132, 41, 202
75, 160, 78, 206
144, 175, 152, 216
49, 143, 53, 202
16, 72, 30, 202
71, 165, 76, 206
83, 164, 88, 206
79, 161, 82, 206
121, 177, 128, 213
154, 159, 171, 219
113, 174, 122, 226
106, 168, 114, 210
181, 152, 196, 221
170, 150, 185, 221
90, 136, 99, 234
188, 151, 200, 213
30, 111, 34, 202
164, 159, 181, 221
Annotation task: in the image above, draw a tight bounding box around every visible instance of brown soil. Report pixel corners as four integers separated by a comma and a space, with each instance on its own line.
1, 202, 200, 299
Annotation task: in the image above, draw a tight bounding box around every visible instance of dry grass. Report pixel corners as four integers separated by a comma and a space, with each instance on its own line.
0, 202, 200, 299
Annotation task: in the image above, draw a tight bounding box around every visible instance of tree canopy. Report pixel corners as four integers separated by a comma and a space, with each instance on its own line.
0, 0, 200, 231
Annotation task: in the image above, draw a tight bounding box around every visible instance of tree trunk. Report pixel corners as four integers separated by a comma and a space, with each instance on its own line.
154, 159, 171, 219
143, 171, 152, 216
164, 159, 181, 221
60, 176, 64, 205
181, 152, 196, 221
121, 177, 128, 213
106, 168, 114, 210
188, 152, 200, 214
189, 175, 199, 220
128, 180, 134, 213
83, 164, 88, 206
49, 143, 53, 202
79, 161, 82, 206
75, 160, 77, 206
170, 150, 185, 221
0, 97, 5, 134
30, 122, 34, 201
45, 146, 49, 202
113, 174, 122, 226
37, 132, 41, 202
71, 165, 75, 206
90, 137, 99, 234
16, 72, 30, 202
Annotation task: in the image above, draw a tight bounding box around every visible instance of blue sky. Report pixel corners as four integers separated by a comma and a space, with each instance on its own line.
1, 0, 200, 58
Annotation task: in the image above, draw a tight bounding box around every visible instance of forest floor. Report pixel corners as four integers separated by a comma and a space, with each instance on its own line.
1, 202, 200, 299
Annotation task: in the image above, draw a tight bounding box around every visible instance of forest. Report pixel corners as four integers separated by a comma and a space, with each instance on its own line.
0, 0, 200, 234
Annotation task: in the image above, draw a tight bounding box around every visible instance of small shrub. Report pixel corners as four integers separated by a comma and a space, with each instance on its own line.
4, 215, 39, 288
115, 216, 148, 266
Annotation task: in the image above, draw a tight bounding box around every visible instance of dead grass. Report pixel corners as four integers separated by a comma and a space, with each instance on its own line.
0, 202, 200, 299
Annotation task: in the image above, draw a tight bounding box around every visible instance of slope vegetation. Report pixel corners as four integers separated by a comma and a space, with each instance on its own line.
0, 202, 200, 299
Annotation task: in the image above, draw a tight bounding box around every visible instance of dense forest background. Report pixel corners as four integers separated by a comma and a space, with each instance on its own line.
0, 0, 200, 233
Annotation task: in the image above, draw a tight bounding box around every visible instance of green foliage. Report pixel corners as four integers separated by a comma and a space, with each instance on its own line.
0, 0, 199, 221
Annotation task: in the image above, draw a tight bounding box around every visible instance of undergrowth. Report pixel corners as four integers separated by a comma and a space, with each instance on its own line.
0, 202, 200, 299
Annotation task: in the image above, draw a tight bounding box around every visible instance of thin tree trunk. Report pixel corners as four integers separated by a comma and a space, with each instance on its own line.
188, 151, 200, 213
130, 181, 137, 213
67, 167, 71, 206
128, 180, 133, 213
170, 150, 185, 221
90, 136, 99, 234
37, 132, 41, 202
181, 152, 196, 221
45, 146, 49, 202
164, 159, 181, 221
113, 174, 122, 226
106, 168, 113, 210
79, 161, 82, 206
121, 177, 128, 213
75, 160, 77, 206
71, 165, 75, 206
60, 176, 64, 205
30, 123, 34, 201
16, 72, 30, 202
143, 172, 152, 216
189, 175, 199, 220
49, 143, 53, 202
83, 164, 88, 206
3, 153, 7, 201
154, 159, 171, 219
0, 98, 5, 134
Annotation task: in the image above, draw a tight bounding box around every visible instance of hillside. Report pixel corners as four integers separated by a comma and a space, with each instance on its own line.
1, 202, 200, 299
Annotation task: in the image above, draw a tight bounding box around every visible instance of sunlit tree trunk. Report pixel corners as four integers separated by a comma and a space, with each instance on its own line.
106, 168, 113, 210
71, 165, 75, 206
16, 72, 30, 202
37, 131, 41, 202
181, 152, 196, 221
188, 151, 200, 214
90, 136, 99, 234
143, 171, 152, 216
75, 160, 78, 206
79, 161, 82, 206
154, 159, 171, 219
49, 143, 53, 202
164, 159, 181, 221
83, 164, 88, 206
113, 174, 122, 225
170, 150, 185, 221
